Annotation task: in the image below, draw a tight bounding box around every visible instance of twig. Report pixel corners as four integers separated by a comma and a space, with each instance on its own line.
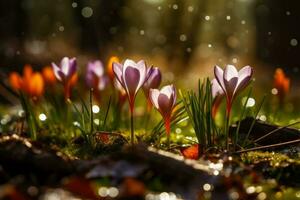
236, 138, 300, 153
253, 121, 300, 143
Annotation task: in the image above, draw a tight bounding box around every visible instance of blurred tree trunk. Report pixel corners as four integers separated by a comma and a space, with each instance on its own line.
255, 0, 300, 74
0, 0, 27, 71
74, 0, 125, 60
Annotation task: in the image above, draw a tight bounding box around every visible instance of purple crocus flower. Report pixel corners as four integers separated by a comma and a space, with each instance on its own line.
112, 59, 151, 145
86, 60, 108, 91
52, 57, 77, 83
214, 65, 253, 115
52, 57, 77, 99
214, 64, 253, 150
143, 67, 162, 97
149, 84, 177, 136
113, 59, 150, 112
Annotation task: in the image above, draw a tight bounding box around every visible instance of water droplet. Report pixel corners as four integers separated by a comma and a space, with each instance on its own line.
246, 98, 255, 107
232, 57, 238, 63
58, 26, 64, 32
92, 105, 100, 113
179, 34, 187, 41
259, 115, 267, 121
71, 2, 77, 8
186, 47, 192, 52
172, 4, 178, 10
108, 187, 119, 198
205, 15, 210, 21
82, 7, 93, 18
203, 183, 212, 191
290, 38, 298, 46
188, 6, 194, 12
98, 187, 108, 197
39, 113, 47, 121
271, 88, 278, 95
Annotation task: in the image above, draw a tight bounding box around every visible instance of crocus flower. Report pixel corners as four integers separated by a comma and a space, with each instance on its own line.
52, 57, 77, 100
113, 59, 149, 112
9, 65, 44, 100
273, 68, 290, 104
113, 59, 150, 145
86, 60, 108, 90
86, 60, 109, 102
143, 67, 162, 110
149, 84, 177, 147
214, 65, 253, 116
214, 65, 253, 150
42, 66, 56, 85
211, 78, 224, 119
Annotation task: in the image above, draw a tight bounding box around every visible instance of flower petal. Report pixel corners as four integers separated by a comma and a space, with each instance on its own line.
235, 65, 253, 94
112, 62, 124, 88
160, 85, 174, 98
149, 88, 160, 109
143, 67, 161, 97
61, 57, 70, 75
92, 61, 104, 77
223, 65, 238, 98
224, 65, 238, 82
157, 93, 174, 118
124, 66, 141, 98
52, 62, 63, 81
211, 78, 224, 98
214, 65, 226, 92
68, 57, 77, 77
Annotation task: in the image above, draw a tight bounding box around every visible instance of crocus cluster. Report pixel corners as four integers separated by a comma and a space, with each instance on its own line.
112, 59, 176, 146
9, 56, 178, 146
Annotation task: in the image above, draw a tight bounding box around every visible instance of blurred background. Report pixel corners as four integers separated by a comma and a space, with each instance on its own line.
0, 0, 300, 95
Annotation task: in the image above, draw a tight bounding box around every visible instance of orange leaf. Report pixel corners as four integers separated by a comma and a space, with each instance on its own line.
64, 177, 98, 199
180, 144, 200, 160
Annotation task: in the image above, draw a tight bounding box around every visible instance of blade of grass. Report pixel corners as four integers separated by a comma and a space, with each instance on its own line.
103, 96, 112, 130
242, 94, 266, 147
234, 87, 252, 150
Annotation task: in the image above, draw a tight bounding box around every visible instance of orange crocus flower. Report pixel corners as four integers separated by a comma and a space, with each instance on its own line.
42, 66, 56, 85
107, 56, 119, 81
274, 68, 290, 103
9, 65, 44, 99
